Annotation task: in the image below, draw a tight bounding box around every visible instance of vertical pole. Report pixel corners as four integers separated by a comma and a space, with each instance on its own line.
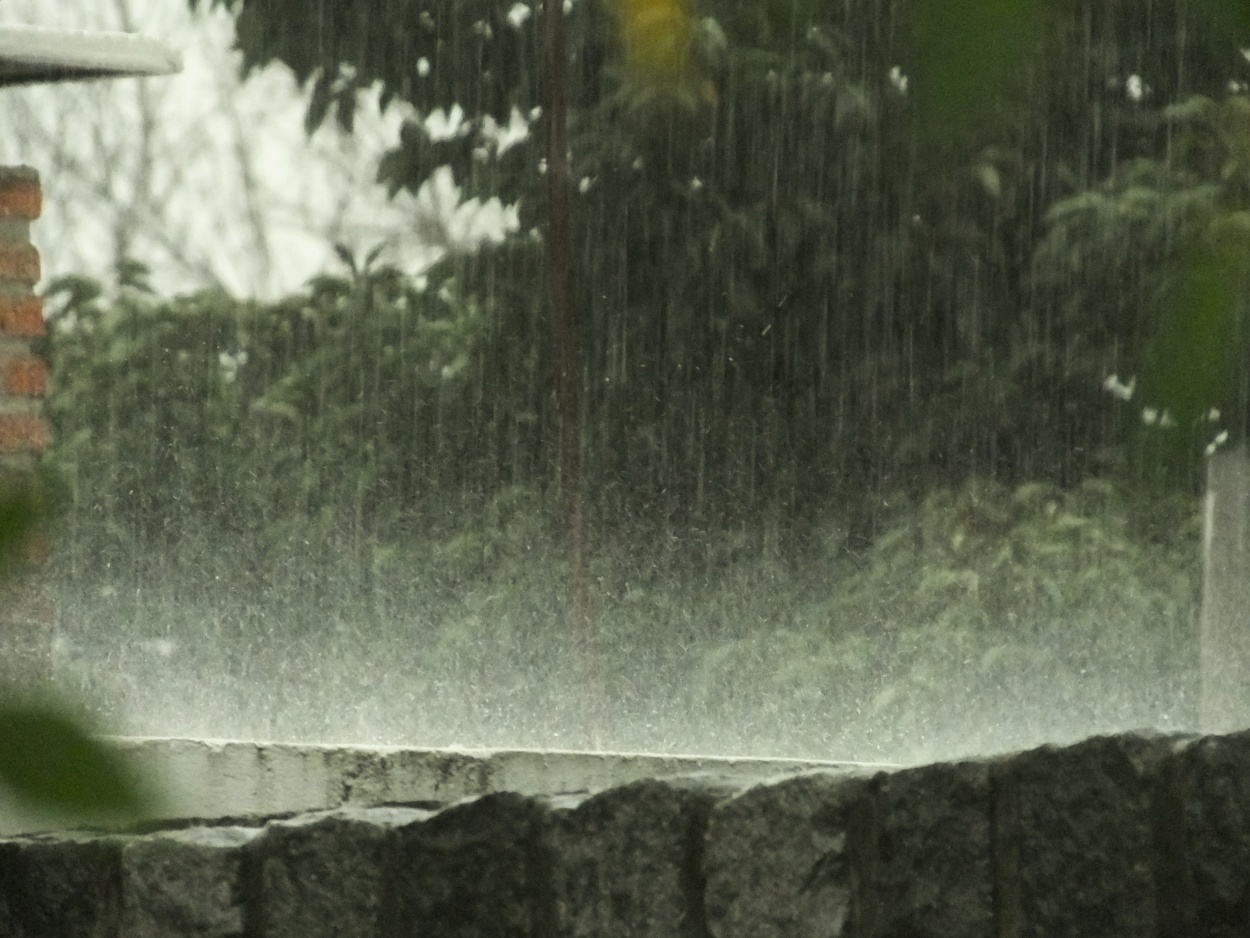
1199, 446, 1250, 734
544, 0, 602, 747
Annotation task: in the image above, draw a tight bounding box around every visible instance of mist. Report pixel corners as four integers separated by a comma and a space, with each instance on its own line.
7, 0, 1241, 768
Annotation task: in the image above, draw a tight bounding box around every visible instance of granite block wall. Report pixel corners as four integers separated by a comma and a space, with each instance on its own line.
4, 729, 1250, 938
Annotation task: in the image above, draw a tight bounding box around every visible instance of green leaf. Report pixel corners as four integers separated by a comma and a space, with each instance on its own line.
364, 242, 387, 269
306, 72, 334, 136
1162, 94, 1216, 125
1143, 224, 1247, 431
116, 258, 154, 294
42, 275, 103, 320
1194, 0, 1250, 45
0, 485, 42, 573
333, 242, 358, 275
0, 700, 152, 820
903, 0, 1045, 143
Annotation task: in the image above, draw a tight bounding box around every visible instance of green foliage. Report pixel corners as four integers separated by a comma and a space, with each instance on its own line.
1037, 88, 1250, 465
0, 483, 154, 823
0, 482, 42, 574
1145, 226, 1247, 437
65, 0, 1220, 756
45, 259, 488, 574
0, 697, 153, 820
902, 0, 1045, 143
181, 0, 1250, 520
829, 477, 1198, 639
690, 477, 1201, 759
39, 281, 1204, 757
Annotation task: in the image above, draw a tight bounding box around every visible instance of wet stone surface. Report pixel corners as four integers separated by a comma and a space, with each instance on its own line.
703, 771, 869, 938
0, 833, 123, 938
1176, 730, 1250, 938
546, 775, 742, 938
869, 759, 994, 938
121, 825, 259, 938
995, 732, 1176, 938
381, 792, 552, 938
254, 806, 429, 938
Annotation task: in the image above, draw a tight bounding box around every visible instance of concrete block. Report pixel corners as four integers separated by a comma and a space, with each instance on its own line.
381, 792, 552, 938
252, 807, 429, 938
704, 771, 869, 938
869, 760, 993, 938
120, 825, 259, 938
1176, 729, 1250, 937
546, 775, 742, 938
0, 833, 122, 938
993, 732, 1177, 938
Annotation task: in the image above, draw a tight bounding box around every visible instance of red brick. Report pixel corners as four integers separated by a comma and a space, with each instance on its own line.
0, 243, 39, 286
0, 169, 40, 220
0, 413, 48, 454
0, 296, 44, 337
0, 357, 47, 397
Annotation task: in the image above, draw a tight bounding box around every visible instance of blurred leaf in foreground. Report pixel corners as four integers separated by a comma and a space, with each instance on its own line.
0, 484, 42, 574
1194, 0, 1250, 45
616, 0, 691, 77
903, 0, 1045, 142
0, 698, 153, 822
1, 484, 155, 823
1141, 214, 1249, 460
611, 0, 716, 106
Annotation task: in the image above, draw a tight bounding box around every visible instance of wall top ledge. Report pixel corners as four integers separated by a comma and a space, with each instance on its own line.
109, 735, 894, 767
0, 25, 181, 87
1, 736, 897, 837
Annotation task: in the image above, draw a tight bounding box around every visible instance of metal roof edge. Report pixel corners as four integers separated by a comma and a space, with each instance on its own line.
0, 24, 182, 87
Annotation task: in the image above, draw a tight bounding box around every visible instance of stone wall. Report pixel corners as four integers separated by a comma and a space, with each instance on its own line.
3, 729, 1250, 937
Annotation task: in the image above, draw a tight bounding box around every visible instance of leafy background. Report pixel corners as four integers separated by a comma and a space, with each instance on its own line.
7, 0, 1246, 781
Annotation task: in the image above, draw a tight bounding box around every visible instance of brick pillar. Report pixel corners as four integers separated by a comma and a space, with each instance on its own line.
0, 165, 52, 690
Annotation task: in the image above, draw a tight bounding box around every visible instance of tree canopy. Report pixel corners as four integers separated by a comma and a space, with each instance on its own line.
184, 0, 1249, 534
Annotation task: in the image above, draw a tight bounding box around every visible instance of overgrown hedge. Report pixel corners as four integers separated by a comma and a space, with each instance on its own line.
40, 266, 1202, 761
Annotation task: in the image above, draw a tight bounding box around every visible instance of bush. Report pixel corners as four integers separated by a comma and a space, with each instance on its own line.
687, 477, 1201, 762
40, 267, 1203, 762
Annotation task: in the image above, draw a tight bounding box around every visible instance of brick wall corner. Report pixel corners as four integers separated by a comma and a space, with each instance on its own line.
0, 164, 51, 689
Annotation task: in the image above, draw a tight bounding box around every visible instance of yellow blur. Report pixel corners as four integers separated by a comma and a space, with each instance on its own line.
614, 0, 693, 85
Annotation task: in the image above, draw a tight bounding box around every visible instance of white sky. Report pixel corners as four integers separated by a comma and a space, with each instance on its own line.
0, 0, 515, 299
